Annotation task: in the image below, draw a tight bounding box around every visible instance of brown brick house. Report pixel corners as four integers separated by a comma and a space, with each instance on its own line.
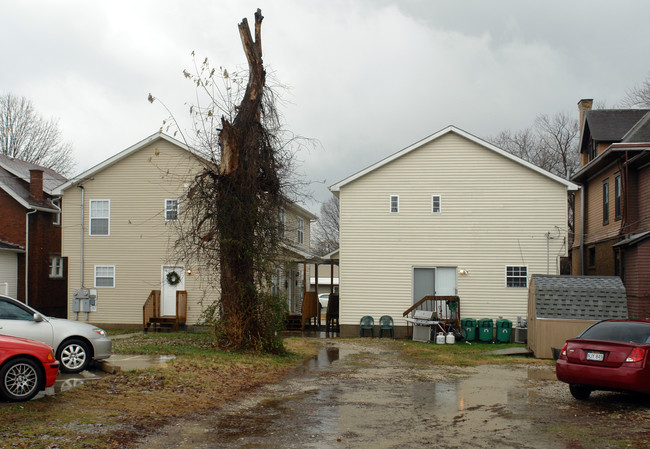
0, 155, 67, 317
570, 99, 650, 319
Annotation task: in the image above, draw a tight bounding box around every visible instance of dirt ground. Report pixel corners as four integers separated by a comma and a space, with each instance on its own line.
136, 339, 650, 449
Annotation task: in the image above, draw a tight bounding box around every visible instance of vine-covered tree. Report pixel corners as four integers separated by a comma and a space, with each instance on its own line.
0, 93, 75, 175
152, 9, 301, 353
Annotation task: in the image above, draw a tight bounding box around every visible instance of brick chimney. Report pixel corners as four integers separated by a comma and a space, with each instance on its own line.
29, 169, 44, 202
577, 98, 593, 134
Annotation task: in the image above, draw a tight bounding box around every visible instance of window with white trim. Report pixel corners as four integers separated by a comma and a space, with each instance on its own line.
49, 256, 63, 278
432, 195, 441, 213
165, 199, 179, 221
297, 216, 304, 244
52, 198, 61, 225
89, 199, 110, 236
95, 265, 115, 288
390, 195, 399, 213
506, 266, 528, 288
278, 208, 285, 238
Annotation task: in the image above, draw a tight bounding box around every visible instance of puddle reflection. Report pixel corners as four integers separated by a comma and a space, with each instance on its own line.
301, 346, 340, 372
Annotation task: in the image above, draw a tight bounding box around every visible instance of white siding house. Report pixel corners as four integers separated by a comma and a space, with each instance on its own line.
330, 126, 578, 337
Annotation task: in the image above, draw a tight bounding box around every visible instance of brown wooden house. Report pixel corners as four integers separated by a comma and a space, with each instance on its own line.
570, 99, 650, 319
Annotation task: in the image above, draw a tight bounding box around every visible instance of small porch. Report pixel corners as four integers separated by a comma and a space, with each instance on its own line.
143, 289, 188, 332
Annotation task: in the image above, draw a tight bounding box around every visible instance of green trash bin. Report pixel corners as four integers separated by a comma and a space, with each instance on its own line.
478, 318, 494, 342
461, 318, 476, 342
496, 319, 512, 343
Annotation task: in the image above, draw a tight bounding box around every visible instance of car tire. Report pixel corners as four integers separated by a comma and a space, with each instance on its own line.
0, 357, 42, 402
57, 339, 90, 373
569, 384, 592, 400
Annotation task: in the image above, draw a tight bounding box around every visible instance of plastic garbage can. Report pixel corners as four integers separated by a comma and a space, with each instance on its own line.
496, 319, 512, 343
478, 318, 494, 342
461, 318, 476, 342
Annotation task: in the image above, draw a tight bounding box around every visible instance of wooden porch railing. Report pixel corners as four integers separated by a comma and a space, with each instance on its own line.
143, 290, 187, 332
403, 295, 461, 329
143, 290, 161, 332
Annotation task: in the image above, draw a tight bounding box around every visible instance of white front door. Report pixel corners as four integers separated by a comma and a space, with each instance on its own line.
162, 266, 185, 316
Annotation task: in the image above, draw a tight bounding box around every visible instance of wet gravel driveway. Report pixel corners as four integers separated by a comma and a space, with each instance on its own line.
136, 339, 650, 449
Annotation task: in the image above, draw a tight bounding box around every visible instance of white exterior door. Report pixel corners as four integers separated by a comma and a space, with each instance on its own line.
413, 268, 435, 305
162, 266, 184, 316
436, 267, 457, 296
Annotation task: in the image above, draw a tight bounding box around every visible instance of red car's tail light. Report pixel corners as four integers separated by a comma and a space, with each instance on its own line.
625, 347, 645, 363
560, 342, 568, 358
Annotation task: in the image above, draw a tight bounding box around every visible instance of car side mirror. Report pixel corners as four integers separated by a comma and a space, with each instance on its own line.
33, 313, 45, 322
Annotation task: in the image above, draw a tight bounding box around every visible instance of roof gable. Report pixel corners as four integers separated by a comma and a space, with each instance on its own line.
330, 126, 577, 192
0, 154, 67, 194
54, 132, 197, 194
0, 156, 64, 211
583, 109, 650, 143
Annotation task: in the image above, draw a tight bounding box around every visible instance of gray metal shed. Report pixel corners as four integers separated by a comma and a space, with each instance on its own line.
527, 275, 627, 359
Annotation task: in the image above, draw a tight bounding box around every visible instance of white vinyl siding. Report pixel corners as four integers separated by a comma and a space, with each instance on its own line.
94, 265, 115, 288
165, 199, 179, 221
390, 195, 399, 213
90, 199, 110, 235
337, 132, 570, 326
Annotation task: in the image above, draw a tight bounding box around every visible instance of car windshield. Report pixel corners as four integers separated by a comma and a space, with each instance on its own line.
579, 321, 650, 343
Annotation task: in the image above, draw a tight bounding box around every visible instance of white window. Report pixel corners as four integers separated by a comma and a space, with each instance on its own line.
95, 265, 115, 288
390, 195, 399, 213
165, 199, 179, 221
432, 195, 441, 214
52, 198, 61, 225
506, 266, 528, 288
278, 208, 285, 238
297, 217, 304, 244
90, 200, 110, 236
49, 256, 63, 278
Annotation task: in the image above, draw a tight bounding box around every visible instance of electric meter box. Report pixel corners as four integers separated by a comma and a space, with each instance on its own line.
73, 289, 97, 313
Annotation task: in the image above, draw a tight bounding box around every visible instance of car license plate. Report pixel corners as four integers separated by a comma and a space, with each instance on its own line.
586, 351, 604, 361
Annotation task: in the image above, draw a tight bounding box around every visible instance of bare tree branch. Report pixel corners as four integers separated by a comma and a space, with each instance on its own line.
0, 94, 75, 175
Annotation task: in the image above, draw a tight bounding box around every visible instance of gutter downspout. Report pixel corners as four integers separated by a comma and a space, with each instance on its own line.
579, 184, 585, 275
79, 186, 84, 288
25, 209, 37, 305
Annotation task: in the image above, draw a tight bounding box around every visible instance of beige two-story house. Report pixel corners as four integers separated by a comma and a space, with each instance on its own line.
330, 126, 578, 337
55, 132, 316, 328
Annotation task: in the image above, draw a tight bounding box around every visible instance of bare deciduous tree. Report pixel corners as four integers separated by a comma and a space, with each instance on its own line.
620, 72, 650, 108
0, 94, 75, 175
313, 194, 339, 255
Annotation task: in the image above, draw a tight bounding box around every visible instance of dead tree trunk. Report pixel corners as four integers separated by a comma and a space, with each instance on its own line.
216, 9, 280, 350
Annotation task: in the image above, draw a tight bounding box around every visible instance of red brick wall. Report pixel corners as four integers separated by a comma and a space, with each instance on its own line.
0, 190, 27, 246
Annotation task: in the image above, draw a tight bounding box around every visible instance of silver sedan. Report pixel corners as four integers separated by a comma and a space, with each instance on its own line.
0, 295, 112, 373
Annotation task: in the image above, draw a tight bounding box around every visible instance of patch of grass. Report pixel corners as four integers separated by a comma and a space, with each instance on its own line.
0, 332, 319, 449
398, 340, 554, 367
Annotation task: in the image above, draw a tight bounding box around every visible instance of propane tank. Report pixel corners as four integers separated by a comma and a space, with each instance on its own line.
436, 332, 446, 344
446, 332, 455, 344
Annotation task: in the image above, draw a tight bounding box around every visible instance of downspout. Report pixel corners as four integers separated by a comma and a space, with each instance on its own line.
79, 185, 85, 289
579, 183, 585, 275
25, 209, 37, 305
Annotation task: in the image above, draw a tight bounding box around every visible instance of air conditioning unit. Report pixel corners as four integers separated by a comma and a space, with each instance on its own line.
514, 327, 527, 344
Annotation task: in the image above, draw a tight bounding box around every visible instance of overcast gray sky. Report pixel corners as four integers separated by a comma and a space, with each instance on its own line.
2, 0, 649, 214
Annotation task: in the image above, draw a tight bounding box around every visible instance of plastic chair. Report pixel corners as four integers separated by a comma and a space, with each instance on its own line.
378, 315, 394, 338
359, 316, 374, 337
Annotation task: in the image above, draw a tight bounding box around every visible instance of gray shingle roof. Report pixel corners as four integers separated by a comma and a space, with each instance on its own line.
531, 274, 627, 320
0, 154, 67, 193
585, 109, 650, 142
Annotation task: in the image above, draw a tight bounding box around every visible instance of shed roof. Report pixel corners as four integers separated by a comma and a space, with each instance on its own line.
531, 274, 627, 320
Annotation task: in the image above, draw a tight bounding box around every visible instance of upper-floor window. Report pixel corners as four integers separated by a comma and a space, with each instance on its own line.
49, 255, 63, 278
165, 199, 179, 221
278, 208, 285, 238
52, 198, 61, 225
614, 173, 621, 221
95, 265, 115, 288
90, 200, 110, 236
589, 139, 597, 161
602, 179, 609, 225
432, 195, 441, 214
506, 266, 528, 288
297, 217, 304, 244
390, 195, 399, 213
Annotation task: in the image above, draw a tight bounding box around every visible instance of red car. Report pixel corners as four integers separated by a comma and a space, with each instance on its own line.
556, 319, 650, 400
0, 334, 60, 402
